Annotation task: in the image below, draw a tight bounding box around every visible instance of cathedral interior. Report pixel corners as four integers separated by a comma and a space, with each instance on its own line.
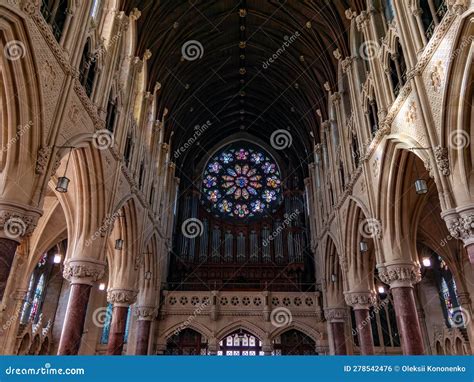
0, 0, 473, 356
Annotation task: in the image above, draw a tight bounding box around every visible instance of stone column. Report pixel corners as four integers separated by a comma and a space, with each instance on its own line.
379, 263, 424, 355
345, 292, 376, 355
443, 211, 474, 264
0, 210, 40, 300
58, 259, 105, 355
134, 306, 156, 355
0, 239, 18, 300
106, 289, 137, 355
207, 337, 218, 355
262, 338, 272, 356
325, 308, 348, 355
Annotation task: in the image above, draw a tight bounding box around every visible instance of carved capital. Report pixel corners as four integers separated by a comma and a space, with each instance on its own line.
377, 263, 421, 288
344, 291, 377, 310
446, 214, 474, 245
107, 288, 138, 307
0, 204, 42, 242
135, 305, 157, 321
324, 308, 347, 323
63, 259, 106, 285
447, 0, 469, 14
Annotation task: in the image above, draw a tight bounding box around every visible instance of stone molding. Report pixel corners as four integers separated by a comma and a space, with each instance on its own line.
107, 288, 138, 307
377, 263, 421, 288
63, 259, 106, 285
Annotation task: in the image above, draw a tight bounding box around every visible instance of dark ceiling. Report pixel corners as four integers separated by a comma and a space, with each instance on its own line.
121, 0, 359, 180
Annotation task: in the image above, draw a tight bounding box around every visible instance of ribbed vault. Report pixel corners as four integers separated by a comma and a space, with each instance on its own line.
122, 0, 357, 177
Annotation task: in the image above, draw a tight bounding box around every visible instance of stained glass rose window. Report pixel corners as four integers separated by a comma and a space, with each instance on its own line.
202, 145, 282, 218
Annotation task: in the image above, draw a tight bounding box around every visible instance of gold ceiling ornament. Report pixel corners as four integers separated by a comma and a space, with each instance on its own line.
239, 41, 246, 49
239, 9, 247, 17
239, 68, 246, 75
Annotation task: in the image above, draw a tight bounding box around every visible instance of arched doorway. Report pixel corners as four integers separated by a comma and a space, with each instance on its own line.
218, 329, 263, 356
165, 329, 208, 355
273, 329, 317, 355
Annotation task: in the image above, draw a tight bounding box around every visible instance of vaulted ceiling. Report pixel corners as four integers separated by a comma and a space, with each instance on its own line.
122, 0, 361, 179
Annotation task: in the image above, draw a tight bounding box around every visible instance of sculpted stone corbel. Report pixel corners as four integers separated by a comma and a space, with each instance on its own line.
324, 308, 348, 323
135, 306, 157, 321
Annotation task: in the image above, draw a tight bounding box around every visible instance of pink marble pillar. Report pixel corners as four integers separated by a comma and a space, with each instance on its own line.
391, 286, 424, 355
354, 308, 375, 355
57, 283, 92, 355
331, 321, 348, 355
106, 306, 129, 355
135, 320, 152, 355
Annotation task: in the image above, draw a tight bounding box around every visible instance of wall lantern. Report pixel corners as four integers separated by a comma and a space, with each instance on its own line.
359, 240, 369, 253
115, 238, 124, 250
56, 148, 73, 193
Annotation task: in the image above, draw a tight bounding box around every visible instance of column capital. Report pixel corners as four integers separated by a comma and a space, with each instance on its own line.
324, 307, 348, 323
377, 262, 421, 288
442, 208, 474, 246
0, 203, 42, 242
63, 259, 106, 285
134, 305, 157, 321
107, 288, 138, 307
344, 291, 377, 310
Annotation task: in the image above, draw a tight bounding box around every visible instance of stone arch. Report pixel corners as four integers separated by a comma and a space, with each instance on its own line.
376, 138, 434, 264
162, 321, 213, 342
0, 8, 45, 220
442, 15, 474, 207
344, 198, 377, 293
323, 235, 345, 307
269, 321, 323, 343
107, 196, 141, 292
216, 320, 267, 343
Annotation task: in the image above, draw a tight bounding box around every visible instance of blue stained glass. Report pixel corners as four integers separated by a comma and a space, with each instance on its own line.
124, 307, 132, 344
202, 145, 282, 219
100, 303, 113, 344
100, 304, 132, 345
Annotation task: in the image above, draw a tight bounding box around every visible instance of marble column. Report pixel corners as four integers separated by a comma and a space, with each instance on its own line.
379, 263, 424, 355
57, 284, 91, 355
325, 308, 348, 355
57, 259, 105, 355
106, 289, 137, 355
135, 306, 156, 355
0, 238, 18, 300
391, 286, 424, 354
353, 309, 375, 355
345, 292, 376, 355
106, 306, 129, 355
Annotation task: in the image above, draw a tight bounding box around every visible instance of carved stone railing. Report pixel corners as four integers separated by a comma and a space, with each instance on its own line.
160, 291, 323, 321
